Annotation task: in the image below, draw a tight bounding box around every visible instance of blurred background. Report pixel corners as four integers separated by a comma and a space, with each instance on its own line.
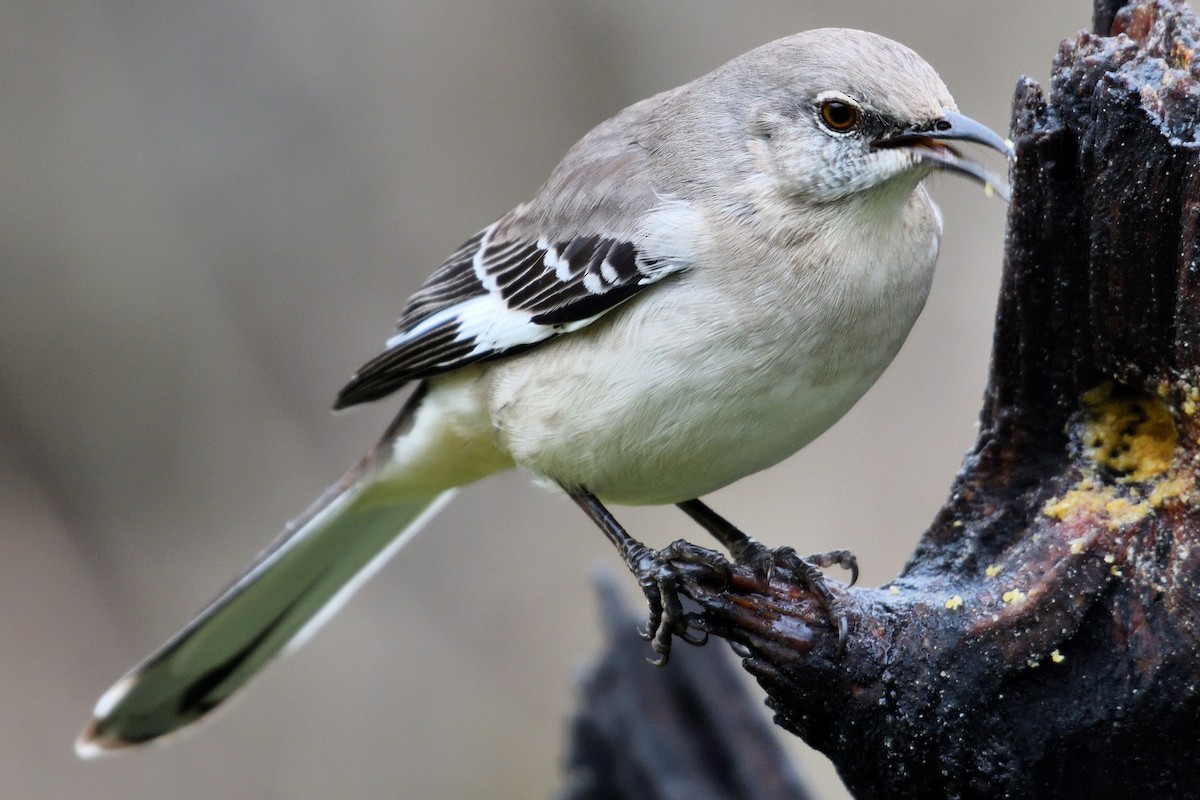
1, 1, 1086, 797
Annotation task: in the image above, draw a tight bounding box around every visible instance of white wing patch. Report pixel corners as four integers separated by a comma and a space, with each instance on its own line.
335, 203, 695, 409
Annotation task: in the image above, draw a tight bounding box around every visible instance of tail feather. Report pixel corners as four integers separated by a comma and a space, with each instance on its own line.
76, 448, 452, 756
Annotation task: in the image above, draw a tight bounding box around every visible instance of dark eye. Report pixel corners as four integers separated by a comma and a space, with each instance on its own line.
819, 99, 861, 132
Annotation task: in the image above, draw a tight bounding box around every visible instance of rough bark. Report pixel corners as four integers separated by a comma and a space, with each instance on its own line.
557, 575, 814, 800
564, 1, 1200, 798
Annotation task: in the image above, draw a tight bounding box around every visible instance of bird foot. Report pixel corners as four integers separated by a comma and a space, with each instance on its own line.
628, 539, 731, 666
736, 543, 858, 654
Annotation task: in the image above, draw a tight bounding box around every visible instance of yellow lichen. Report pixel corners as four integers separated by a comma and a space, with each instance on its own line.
1002, 588, 1027, 605
1081, 383, 1176, 481
1150, 475, 1192, 507
1103, 496, 1151, 526
1037, 381, 1200, 591
1050, 649, 1065, 663
985, 564, 1003, 578
1042, 384, 1196, 531
1043, 478, 1111, 521
944, 595, 964, 610
1182, 384, 1200, 417
1043, 483, 1153, 530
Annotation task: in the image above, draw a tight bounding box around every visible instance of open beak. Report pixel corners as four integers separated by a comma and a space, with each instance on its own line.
873, 110, 1013, 202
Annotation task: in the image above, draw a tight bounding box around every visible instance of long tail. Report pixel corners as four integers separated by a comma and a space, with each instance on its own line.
76, 382, 495, 756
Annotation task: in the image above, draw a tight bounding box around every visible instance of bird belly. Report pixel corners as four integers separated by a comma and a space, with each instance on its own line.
486, 276, 923, 505
572, 367, 876, 505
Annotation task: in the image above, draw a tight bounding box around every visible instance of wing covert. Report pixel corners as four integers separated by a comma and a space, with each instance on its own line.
334, 222, 687, 409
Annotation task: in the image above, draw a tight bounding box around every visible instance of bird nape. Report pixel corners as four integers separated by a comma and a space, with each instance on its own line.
77, 27, 1010, 756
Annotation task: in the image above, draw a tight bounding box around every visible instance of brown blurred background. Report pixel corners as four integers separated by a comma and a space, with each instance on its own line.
0, 2, 1085, 797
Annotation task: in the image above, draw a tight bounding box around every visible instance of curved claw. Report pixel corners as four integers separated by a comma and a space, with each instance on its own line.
807, 548, 858, 584
836, 614, 850, 656
745, 545, 786, 587
846, 557, 860, 587
647, 624, 676, 666
729, 641, 753, 658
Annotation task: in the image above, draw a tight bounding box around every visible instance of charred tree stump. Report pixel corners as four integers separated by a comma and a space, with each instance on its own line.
565, 1, 1200, 798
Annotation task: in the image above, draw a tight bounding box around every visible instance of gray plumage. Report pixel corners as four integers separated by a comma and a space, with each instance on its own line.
77, 27, 1009, 755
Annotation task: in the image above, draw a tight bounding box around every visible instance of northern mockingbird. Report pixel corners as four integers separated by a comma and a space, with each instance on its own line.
77, 27, 1010, 755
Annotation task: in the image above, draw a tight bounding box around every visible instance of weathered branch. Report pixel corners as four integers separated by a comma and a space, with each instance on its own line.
557, 574, 814, 800
585, 1, 1200, 797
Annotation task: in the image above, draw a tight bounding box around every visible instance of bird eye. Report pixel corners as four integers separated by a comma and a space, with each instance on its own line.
819, 99, 861, 132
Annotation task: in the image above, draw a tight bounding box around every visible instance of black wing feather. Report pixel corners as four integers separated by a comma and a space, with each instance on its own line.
335, 225, 687, 409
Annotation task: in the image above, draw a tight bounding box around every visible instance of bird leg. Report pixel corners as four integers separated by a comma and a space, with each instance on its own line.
677, 498, 857, 651
567, 488, 716, 665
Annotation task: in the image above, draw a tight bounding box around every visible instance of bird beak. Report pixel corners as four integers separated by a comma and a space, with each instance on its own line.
872, 110, 1012, 202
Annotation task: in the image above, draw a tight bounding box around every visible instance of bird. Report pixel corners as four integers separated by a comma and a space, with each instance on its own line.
76, 27, 1011, 756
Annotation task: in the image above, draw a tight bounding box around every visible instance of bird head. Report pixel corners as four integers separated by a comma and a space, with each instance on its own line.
731, 29, 1012, 204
